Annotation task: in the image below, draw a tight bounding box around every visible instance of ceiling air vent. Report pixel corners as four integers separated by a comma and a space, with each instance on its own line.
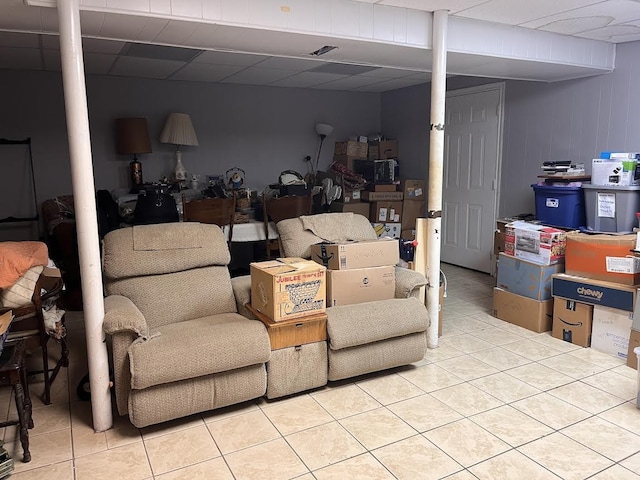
309, 45, 338, 56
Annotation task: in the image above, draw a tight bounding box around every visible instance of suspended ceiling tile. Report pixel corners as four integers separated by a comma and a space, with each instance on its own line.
182, 23, 221, 49
109, 56, 186, 78
312, 74, 388, 90
0, 4, 43, 31
194, 50, 268, 66
0, 31, 40, 48
40, 5, 59, 32
41, 34, 59, 49
154, 19, 200, 45
79, 11, 106, 36
358, 66, 420, 78
220, 66, 297, 84
0, 46, 42, 71
538, 16, 614, 35
521, 0, 640, 29
255, 56, 321, 70
83, 52, 118, 74
378, 0, 490, 13
99, 13, 152, 39
356, 77, 421, 92
42, 48, 61, 71
137, 17, 170, 43
168, 62, 244, 81
269, 72, 335, 88
82, 37, 126, 54
578, 24, 640, 40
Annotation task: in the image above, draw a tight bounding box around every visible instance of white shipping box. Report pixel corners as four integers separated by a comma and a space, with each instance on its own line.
591, 159, 640, 186
591, 305, 632, 359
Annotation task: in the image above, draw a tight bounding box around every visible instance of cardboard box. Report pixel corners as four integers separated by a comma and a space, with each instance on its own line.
494, 219, 510, 256
552, 273, 637, 312
399, 179, 425, 201
250, 258, 326, 321
369, 201, 403, 223
401, 229, 415, 240
591, 158, 640, 186
492, 287, 553, 333
327, 266, 395, 306
626, 328, 640, 368
330, 201, 369, 217
504, 221, 566, 265
310, 238, 399, 270
368, 140, 398, 160
401, 200, 424, 230
497, 253, 564, 301
247, 304, 327, 350
335, 141, 367, 158
552, 297, 593, 347
361, 191, 404, 202
372, 223, 402, 239
632, 288, 640, 330
591, 305, 632, 359
565, 232, 640, 286
365, 184, 397, 192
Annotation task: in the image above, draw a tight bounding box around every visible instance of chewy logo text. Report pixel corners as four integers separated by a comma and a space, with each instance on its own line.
576, 287, 603, 300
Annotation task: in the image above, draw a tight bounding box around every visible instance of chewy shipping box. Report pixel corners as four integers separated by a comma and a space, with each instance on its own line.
552, 298, 593, 347
493, 287, 553, 333
552, 273, 637, 312
310, 238, 399, 270
497, 252, 564, 301
591, 305, 632, 359
250, 258, 326, 322
327, 266, 395, 306
565, 232, 640, 286
504, 221, 566, 265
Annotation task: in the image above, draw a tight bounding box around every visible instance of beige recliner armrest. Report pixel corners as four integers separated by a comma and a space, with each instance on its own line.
394, 266, 427, 299
103, 295, 149, 337
231, 275, 257, 320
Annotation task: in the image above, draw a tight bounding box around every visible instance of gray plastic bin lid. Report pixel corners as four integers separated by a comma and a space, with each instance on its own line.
582, 183, 640, 191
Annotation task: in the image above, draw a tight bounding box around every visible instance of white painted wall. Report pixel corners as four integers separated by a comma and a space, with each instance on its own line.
0, 70, 380, 208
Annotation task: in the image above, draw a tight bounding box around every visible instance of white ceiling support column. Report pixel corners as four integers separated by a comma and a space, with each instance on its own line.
57, 0, 112, 432
426, 9, 448, 350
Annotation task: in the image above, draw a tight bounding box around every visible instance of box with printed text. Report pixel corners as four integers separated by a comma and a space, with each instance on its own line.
310, 238, 399, 270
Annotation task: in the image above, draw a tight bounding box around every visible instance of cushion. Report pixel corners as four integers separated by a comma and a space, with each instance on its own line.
0, 265, 44, 308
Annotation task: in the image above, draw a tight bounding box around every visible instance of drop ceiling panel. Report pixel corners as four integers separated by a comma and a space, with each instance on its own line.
378, 0, 491, 13
0, 31, 40, 48
0, 5, 43, 31
153, 19, 200, 44
194, 50, 268, 66
356, 75, 427, 91
136, 17, 170, 42
311, 74, 388, 90
83, 37, 126, 54
168, 62, 244, 81
359, 66, 420, 78
220, 66, 297, 85
255, 56, 321, 70
182, 23, 222, 49
42, 48, 61, 71
269, 71, 349, 88
79, 11, 107, 36
522, 0, 640, 29
84, 52, 118, 74
99, 13, 152, 40
0, 46, 42, 70
109, 55, 185, 78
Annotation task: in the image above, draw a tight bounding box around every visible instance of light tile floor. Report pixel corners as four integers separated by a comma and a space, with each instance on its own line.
2, 263, 640, 479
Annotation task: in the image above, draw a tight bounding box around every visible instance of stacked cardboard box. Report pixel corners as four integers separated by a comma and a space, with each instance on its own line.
310, 238, 398, 307
399, 179, 425, 240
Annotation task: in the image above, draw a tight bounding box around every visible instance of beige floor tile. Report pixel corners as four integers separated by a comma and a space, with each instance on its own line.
539, 352, 608, 379
500, 339, 564, 361
512, 392, 590, 429
71, 423, 108, 458
531, 332, 582, 353
293, 475, 315, 480
438, 333, 495, 353
599, 401, 640, 433
611, 364, 638, 379
469, 449, 561, 480
311, 384, 381, 419
518, 432, 613, 480
206, 409, 280, 454
155, 457, 234, 480
5, 428, 72, 474
443, 470, 480, 480
74, 441, 151, 480
373, 434, 463, 480
430, 383, 503, 417
436, 355, 499, 381
105, 416, 142, 449
261, 394, 333, 435
469, 327, 527, 346
589, 464, 640, 480
201, 400, 260, 423
469, 347, 531, 370
423, 418, 510, 468
140, 414, 205, 440
470, 372, 541, 403
423, 344, 466, 362
470, 405, 553, 447
581, 370, 637, 401
313, 452, 395, 480
621, 451, 640, 474
388, 394, 463, 432
468, 311, 508, 327
496, 322, 541, 339
7, 459, 74, 480
27, 377, 70, 409
339, 407, 416, 450
144, 424, 220, 476
286, 421, 365, 471
548, 381, 626, 414
398, 363, 465, 393
440, 321, 464, 338
356, 373, 424, 405
224, 437, 308, 480
562, 416, 640, 461
506, 363, 574, 391
568, 347, 626, 369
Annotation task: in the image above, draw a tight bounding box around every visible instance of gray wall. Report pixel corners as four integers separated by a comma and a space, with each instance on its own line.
0, 70, 380, 209
381, 40, 640, 218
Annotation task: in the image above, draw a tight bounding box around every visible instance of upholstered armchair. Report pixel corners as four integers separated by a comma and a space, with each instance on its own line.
102, 223, 271, 428
234, 212, 429, 383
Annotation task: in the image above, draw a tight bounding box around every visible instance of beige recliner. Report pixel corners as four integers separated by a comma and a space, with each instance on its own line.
102, 223, 271, 428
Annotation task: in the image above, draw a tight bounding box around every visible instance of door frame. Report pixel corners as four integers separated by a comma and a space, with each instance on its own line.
444, 82, 505, 271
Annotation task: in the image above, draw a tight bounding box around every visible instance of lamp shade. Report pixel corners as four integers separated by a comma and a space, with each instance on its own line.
115, 118, 152, 155
315, 123, 334, 137
159, 113, 199, 147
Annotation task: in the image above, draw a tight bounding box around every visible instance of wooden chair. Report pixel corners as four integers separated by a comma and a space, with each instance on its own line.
262, 193, 313, 258
182, 193, 236, 243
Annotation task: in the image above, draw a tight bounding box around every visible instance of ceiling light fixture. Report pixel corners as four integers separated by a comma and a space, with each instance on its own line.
309, 45, 338, 56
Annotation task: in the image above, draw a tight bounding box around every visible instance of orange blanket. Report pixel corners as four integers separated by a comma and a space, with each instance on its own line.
0, 241, 49, 289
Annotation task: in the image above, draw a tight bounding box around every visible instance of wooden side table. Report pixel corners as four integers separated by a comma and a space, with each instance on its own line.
0, 340, 33, 463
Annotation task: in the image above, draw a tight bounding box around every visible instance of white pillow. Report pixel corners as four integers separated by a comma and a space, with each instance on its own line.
0, 265, 44, 308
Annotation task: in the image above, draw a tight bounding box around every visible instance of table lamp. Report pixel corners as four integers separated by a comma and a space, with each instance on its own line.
159, 113, 199, 185
115, 117, 152, 193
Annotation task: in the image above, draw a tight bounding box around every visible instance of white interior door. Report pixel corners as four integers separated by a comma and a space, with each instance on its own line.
441, 85, 503, 273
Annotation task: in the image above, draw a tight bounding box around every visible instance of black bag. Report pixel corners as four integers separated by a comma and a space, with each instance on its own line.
133, 191, 179, 225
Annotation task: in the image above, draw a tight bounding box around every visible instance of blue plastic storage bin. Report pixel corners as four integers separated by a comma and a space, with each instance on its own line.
531, 184, 585, 229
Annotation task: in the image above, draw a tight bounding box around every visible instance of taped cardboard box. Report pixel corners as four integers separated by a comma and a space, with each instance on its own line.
504, 221, 566, 265
565, 232, 640, 286
368, 140, 398, 160
551, 273, 636, 312
335, 141, 367, 158
327, 266, 395, 306
250, 258, 326, 322
492, 287, 553, 333
401, 200, 424, 230
371, 223, 402, 239
329, 202, 369, 217
591, 305, 632, 359
552, 297, 593, 347
310, 238, 399, 270
497, 252, 564, 301
361, 191, 404, 202
399, 179, 425, 201
369, 201, 403, 223
626, 328, 640, 368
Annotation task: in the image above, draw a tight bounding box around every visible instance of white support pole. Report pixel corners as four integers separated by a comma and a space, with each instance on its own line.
426, 10, 448, 349
57, 0, 113, 432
